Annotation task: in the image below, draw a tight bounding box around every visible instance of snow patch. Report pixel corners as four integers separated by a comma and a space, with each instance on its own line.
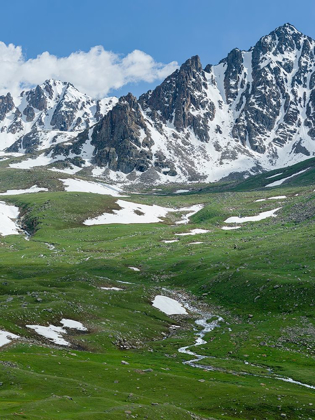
84, 200, 202, 226
224, 208, 281, 224
221, 226, 241, 230
174, 189, 190, 194
0, 201, 20, 236
0, 185, 48, 195
175, 204, 204, 225
26, 324, 70, 346
9, 154, 54, 169
0, 330, 19, 347
60, 178, 123, 197
255, 196, 287, 202
152, 295, 187, 315
268, 195, 287, 200
266, 172, 283, 179
265, 168, 310, 187
27, 319, 87, 346
175, 228, 209, 236
60, 319, 87, 331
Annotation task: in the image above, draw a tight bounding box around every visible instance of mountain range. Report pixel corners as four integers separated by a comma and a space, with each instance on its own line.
3, 23, 315, 184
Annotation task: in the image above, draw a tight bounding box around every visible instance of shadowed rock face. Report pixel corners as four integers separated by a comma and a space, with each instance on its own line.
76, 56, 216, 175
0, 93, 15, 121
26, 85, 48, 111
23, 105, 35, 122
91, 93, 153, 173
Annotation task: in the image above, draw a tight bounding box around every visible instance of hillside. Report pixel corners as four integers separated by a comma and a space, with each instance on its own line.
0, 157, 313, 419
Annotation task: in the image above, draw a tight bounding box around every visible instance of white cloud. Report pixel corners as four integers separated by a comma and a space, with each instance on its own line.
0, 42, 178, 98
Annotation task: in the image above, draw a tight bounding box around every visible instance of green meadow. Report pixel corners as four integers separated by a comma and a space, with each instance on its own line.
0, 157, 314, 419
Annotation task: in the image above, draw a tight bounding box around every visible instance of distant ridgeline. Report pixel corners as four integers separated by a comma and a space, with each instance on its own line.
2, 23, 315, 184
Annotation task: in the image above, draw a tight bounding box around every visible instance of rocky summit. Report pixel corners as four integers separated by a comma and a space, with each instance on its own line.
3, 23, 315, 184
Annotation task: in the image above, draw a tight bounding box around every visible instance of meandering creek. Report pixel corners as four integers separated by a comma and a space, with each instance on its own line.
171, 294, 315, 391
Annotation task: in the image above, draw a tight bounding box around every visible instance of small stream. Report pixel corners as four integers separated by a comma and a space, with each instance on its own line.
178, 316, 222, 370
173, 295, 315, 391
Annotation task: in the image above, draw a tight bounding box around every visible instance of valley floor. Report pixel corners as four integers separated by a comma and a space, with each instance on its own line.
0, 157, 314, 419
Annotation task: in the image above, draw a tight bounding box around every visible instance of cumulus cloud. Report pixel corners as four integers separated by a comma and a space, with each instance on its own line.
0, 42, 178, 98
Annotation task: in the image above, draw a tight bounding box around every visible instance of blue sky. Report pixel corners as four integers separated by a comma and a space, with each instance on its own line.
1, 0, 315, 97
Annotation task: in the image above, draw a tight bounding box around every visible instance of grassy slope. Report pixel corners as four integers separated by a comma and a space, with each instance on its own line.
0, 158, 314, 419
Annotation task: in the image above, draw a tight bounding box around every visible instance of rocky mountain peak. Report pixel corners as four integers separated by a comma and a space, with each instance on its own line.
254, 23, 305, 59
3, 24, 315, 185
180, 55, 203, 73
120, 92, 139, 109
138, 54, 214, 141
275, 23, 301, 35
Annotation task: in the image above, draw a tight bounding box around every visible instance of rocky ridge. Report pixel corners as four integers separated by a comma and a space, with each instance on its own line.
4, 24, 315, 184
0, 80, 117, 153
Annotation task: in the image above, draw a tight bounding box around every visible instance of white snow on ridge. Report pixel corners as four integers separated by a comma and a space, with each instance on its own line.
224, 208, 281, 224
0, 201, 20, 236
0, 330, 19, 348
84, 200, 203, 226
265, 168, 310, 187
101, 287, 123, 291
129, 266, 140, 272
266, 172, 283, 179
60, 178, 123, 197
152, 295, 187, 315
0, 185, 48, 195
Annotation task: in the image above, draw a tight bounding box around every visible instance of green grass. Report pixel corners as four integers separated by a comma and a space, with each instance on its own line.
0, 161, 313, 419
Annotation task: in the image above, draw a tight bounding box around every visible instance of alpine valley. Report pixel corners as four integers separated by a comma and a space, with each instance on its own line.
0, 23, 314, 420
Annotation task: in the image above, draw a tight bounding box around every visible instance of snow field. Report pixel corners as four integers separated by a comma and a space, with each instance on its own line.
84, 200, 203, 226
